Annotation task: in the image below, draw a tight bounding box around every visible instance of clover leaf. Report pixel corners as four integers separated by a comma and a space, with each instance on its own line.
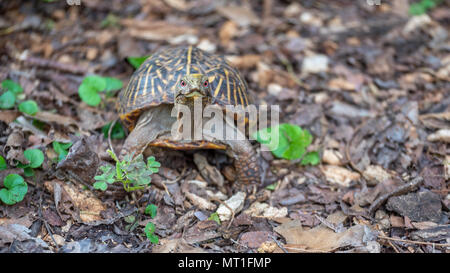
147, 156, 161, 173
254, 123, 320, 164
144, 222, 158, 244
2, 79, 23, 94
18, 100, 40, 115
0, 91, 16, 109
0, 174, 28, 205
78, 75, 123, 106
17, 149, 45, 177
144, 204, 158, 219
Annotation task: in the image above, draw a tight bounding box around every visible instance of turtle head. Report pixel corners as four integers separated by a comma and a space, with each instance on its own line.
175, 74, 210, 103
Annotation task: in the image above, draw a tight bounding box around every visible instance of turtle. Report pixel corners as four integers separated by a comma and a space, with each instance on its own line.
117, 46, 261, 184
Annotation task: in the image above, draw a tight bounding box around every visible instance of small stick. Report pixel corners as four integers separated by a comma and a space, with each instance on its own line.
378, 235, 450, 248
108, 119, 117, 156
269, 235, 289, 253
368, 176, 423, 215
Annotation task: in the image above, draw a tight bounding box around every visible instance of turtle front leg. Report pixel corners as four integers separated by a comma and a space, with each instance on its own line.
120, 107, 172, 159
120, 125, 159, 159
226, 139, 261, 185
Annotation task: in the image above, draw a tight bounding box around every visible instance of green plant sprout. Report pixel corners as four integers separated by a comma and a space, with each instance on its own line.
0, 79, 40, 116
0, 174, 28, 205
78, 75, 123, 106
17, 149, 45, 177
208, 212, 221, 225
94, 149, 161, 192
144, 222, 158, 244
254, 123, 320, 165
143, 204, 158, 244
144, 204, 158, 218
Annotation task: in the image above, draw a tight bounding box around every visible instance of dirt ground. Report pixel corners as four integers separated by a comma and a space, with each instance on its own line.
0, 0, 449, 253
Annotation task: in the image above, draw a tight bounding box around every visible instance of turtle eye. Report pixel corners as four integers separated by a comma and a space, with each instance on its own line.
180, 80, 186, 87
203, 80, 209, 87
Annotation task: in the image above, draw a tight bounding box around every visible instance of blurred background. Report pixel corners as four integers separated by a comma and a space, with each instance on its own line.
0, 0, 449, 253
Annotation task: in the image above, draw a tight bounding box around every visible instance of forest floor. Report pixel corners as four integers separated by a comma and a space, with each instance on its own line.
0, 0, 449, 253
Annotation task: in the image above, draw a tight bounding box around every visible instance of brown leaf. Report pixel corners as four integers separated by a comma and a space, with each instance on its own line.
0, 110, 20, 124
216, 5, 260, 27
239, 231, 274, 249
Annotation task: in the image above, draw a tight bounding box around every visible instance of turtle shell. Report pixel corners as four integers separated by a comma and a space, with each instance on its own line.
117, 46, 252, 131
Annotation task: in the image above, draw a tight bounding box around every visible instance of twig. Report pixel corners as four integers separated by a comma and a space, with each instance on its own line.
380, 231, 400, 253
108, 119, 117, 156
19, 56, 87, 74
378, 235, 450, 248
269, 235, 289, 253
368, 176, 423, 216
314, 214, 342, 233
38, 192, 59, 251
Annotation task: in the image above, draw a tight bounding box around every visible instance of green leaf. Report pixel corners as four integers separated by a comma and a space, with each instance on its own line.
208, 212, 221, 225
254, 123, 314, 160
147, 156, 161, 173
23, 149, 44, 168
301, 151, 320, 166
144, 222, 157, 242
0, 155, 6, 170
144, 204, 157, 218
93, 181, 107, 191
18, 100, 40, 115
148, 234, 159, 244
2, 79, 23, 94
78, 83, 101, 106
23, 167, 34, 177
94, 165, 116, 185
82, 75, 106, 91
265, 182, 278, 191
102, 122, 125, 139
104, 77, 123, 92
53, 141, 72, 161
127, 56, 150, 69
409, 3, 426, 15
0, 91, 16, 109
124, 215, 136, 224
0, 174, 27, 205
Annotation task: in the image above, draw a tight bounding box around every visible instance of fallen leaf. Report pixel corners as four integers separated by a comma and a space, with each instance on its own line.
320, 165, 361, 187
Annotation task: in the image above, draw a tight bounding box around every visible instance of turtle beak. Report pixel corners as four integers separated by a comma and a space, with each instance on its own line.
185, 91, 204, 98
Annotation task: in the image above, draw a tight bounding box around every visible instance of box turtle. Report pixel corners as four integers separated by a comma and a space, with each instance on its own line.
117, 46, 261, 184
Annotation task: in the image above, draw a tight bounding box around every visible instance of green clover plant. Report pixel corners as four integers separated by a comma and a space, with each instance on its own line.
144, 204, 158, 244
94, 149, 161, 192
78, 75, 123, 106
17, 149, 45, 177
0, 174, 28, 205
254, 123, 320, 165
